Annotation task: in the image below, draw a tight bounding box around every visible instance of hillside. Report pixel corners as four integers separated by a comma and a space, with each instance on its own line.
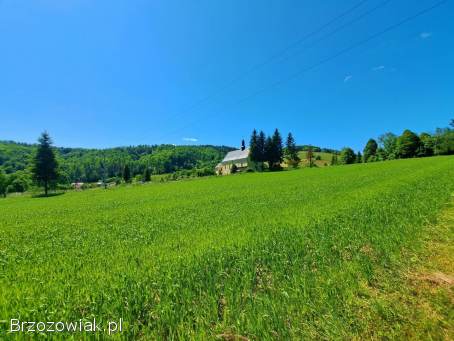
298, 151, 334, 167
1, 156, 453, 339
0, 141, 235, 182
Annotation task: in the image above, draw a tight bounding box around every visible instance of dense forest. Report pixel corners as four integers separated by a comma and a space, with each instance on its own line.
0, 141, 234, 183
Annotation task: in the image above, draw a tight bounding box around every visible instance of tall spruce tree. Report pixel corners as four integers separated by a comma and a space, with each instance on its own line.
0, 170, 8, 198
241, 139, 246, 151
249, 129, 259, 163
264, 137, 274, 169
306, 146, 314, 168
272, 129, 283, 168
285, 132, 300, 167
257, 130, 267, 171
32, 132, 58, 196
123, 164, 131, 183
143, 167, 151, 182
265, 129, 283, 170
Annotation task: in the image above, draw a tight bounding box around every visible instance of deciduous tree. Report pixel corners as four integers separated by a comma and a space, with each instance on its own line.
363, 139, 378, 162
339, 147, 356, 164
378, 132, 398, 160
306, 146, 314, 168
419, 133, 434, 157
396, 130, 421, 158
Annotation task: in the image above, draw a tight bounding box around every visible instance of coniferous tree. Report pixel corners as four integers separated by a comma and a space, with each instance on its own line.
257, 130, 267, 171
265, 129, 283, 170
331, 153, 338, 166
32, 132, 58, 196
272, 128, 283, 168
0, 170, 8, 198
143, 167, 151, 182
356, 151, 362, 163
363, 139, 378, 162
241, 139, 246, 151
249, 129, 259, 164
265, 136, 274, 169
285, 132, 300, 167
123, 164, 131, 183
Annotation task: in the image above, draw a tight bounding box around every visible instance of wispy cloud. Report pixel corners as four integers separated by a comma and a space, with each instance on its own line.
420, 32, 432, 39
182, 137, 198, 142
344, 75, 353, 83
372, 65, 385, 72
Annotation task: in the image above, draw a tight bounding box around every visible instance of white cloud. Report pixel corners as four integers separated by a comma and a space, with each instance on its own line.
420, 32, 432, 39
372, 65, 385, 72
344, 75, 353, 83
182, 137, 198, 142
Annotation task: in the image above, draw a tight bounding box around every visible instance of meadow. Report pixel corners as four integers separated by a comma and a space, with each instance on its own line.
298, 151, 333, 167
0, 156, 453, 339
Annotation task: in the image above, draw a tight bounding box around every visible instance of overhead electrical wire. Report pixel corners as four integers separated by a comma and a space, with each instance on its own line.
135, 0, 371, 143
157, 0, 448, 143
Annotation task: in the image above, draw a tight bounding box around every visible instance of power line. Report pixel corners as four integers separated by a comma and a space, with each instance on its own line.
152, 0, 392, 143
137, 0, 370, 143
238, 0, 448, 103
267, 0, 392, 67
160, 0, 448, 142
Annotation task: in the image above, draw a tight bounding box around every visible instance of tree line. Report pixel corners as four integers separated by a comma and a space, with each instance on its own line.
335, 119, 454, 165
1, 119, 453, 196
0, 135, 234, 196
248, 129, 301, 170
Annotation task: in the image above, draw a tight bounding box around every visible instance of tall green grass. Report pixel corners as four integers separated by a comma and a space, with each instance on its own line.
1, 156, 453, 339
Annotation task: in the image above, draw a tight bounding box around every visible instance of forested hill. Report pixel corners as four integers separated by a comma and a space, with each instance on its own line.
0, 141, 235, 182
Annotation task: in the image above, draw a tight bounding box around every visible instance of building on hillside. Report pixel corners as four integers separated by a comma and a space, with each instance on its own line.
71, 182, 84, 190
215, 147, 250, 175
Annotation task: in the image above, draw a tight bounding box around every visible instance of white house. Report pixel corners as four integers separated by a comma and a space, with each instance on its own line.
215, 148, 250, 175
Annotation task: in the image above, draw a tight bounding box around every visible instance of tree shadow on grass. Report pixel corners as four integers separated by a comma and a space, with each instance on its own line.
32, 192, 66, 199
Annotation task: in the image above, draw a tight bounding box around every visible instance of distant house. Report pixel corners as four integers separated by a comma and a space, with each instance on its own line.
71, 182, 84, 190
215, 148, 250, 175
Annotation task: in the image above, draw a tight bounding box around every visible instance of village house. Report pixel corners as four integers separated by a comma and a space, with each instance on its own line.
215, 146, 249, 175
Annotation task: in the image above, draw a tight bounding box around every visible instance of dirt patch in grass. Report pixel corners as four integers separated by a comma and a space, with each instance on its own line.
359, 198, 454, 340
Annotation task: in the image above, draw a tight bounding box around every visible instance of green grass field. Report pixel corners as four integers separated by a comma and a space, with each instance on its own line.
1, 157, 453, 339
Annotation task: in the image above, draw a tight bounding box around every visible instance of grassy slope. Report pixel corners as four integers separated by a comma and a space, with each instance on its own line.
0, 157, 453, 339
298, 151, 333, 167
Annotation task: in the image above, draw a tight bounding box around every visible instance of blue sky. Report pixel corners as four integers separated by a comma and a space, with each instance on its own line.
0, 0, 452, 151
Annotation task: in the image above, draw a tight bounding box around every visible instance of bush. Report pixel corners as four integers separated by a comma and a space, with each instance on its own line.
339, 148, 356, 165
6, 171, 32, 193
